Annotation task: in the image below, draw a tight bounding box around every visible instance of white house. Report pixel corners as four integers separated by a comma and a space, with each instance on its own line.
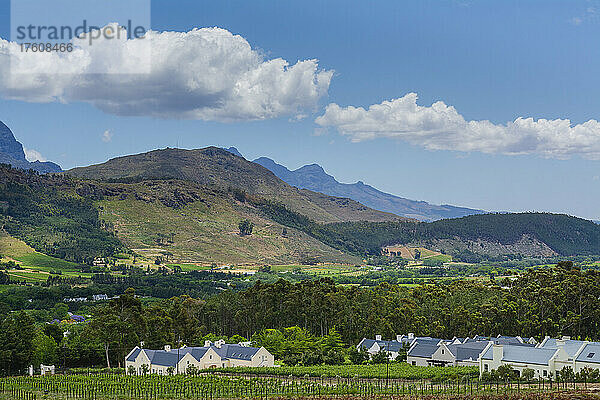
479, 338, 600, 379
125, 340, 274, 375
357, 334, 415, 360
574, 343, 600, 373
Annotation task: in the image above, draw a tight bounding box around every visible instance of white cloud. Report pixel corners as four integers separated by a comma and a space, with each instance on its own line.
102, 129, 113, 143
315, 93, 600, 160
0, 26, 333, 121
24, 147, 47, 162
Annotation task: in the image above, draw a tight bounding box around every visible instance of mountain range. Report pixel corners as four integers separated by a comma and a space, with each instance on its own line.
222, 147, 485, 222
0, 121, 62, 173
1, 145, 598, 266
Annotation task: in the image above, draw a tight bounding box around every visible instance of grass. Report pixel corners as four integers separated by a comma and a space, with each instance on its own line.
217, 363, 479, 380
98, 189, 360, 266
0, 231, 80, 271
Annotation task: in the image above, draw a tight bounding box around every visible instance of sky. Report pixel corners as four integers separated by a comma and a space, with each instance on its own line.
1, 0, 600, 219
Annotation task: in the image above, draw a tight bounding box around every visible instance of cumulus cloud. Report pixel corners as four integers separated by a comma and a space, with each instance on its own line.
0, 26, 333, 121
315, 93, 600, 160
24, 147, 47, 162
102, 129, 113, 143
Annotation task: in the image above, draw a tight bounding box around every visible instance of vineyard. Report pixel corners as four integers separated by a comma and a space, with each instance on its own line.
216, 364, 478, 380
0, 374, 596, 400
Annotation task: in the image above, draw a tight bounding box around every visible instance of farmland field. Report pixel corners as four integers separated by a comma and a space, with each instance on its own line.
217, 363, 478, 380
0, 373, 591, 400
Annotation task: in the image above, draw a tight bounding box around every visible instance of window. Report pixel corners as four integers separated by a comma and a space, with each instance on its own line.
543, 370, 548, 377
587, 353, 595, 358
209, 355, 212, 359
412, 361, 416, 366
441, 349, 445, 355
484, 364, 489, 372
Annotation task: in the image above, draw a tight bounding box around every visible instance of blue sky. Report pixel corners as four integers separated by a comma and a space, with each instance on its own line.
1, 0, 600, 219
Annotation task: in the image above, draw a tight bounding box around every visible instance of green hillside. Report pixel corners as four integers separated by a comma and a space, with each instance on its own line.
0, 165, 122, 263
95, 180, 359, 265
67, 147, 402, 224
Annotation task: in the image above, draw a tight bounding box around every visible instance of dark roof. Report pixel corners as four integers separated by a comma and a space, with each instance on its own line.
481, 345, 558, 365
214, 344, 260, 361
130, 345, 260, 367
575, 343, 600, 364
413, 338, 443, 346
126, 347, 141, 362
358, 339, 404, 353
539, 339, 587, 357
408, 343, 439, 358
447, 341, 489, 361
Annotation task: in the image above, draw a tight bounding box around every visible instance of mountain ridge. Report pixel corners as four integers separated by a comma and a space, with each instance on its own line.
0, 120, 62, 173
253, 156, 485, 222
66, 147, 405, 224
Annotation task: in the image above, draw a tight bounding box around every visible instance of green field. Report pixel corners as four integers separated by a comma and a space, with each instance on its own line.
0, 371, 571, 400
218, 363, 478, 380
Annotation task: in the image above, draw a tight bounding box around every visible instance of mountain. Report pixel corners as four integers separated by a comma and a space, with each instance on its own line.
0, 121, 62, 173
224, 146, 244, 158
0, 164, 360, 265
253, 157, 484, 222
67, 147, 404, 224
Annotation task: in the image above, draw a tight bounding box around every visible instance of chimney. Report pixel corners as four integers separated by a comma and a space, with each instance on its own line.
556, 339, 566, 349
164, 345, 171, 352
396, 335, 403, 343
375, 335, 382, 341
215, 339, 225, 349
561, 336, 571, 341
408, 333, 415, 340
492, 344, 503, 362
204, 340, 212, 347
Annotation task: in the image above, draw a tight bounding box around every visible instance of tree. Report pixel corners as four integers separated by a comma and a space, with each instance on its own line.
496, 364, 516, 381
86, 288, 146, 369
140, 363, 149, 375
186, 364, 198, 375
348, 346, 369, 365
0, 311, 35, 375
370, 350, 388, 364
167, 366, 175, 375
238, 220, 254, 236
32, 333, 58, 367
43, 324, 64, 346
522, 368, 535, 382
127, 365, 136, 375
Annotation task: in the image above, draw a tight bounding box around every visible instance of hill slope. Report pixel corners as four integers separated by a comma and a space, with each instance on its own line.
0, 121, 62, 173
67, 147, 403, 224
0, 165, 359, 265
309, 213, 600, 259
253, 157, 484, 222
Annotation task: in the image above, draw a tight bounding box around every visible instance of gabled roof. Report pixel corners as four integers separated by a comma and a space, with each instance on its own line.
358, 339, 403, 353
126, 347, 141, 362
128, 344, 261, 367
481, 345, 558, 365
575, 343, 600, 364
413, 338, 443, 346
539, 339, 587, 357
214, 344, 260, 361
408, 343, 439, 358
447, 341, 490, 361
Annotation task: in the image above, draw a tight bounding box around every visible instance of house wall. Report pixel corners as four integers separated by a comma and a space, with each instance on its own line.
251, 347, 275, 367
430, 345, 456, 366
574, 361, 600, 373
125, 350, 152, 375
406, 356, 430, 367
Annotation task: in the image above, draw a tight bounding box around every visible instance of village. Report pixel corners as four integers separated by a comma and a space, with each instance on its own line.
359, 333, 600, 380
